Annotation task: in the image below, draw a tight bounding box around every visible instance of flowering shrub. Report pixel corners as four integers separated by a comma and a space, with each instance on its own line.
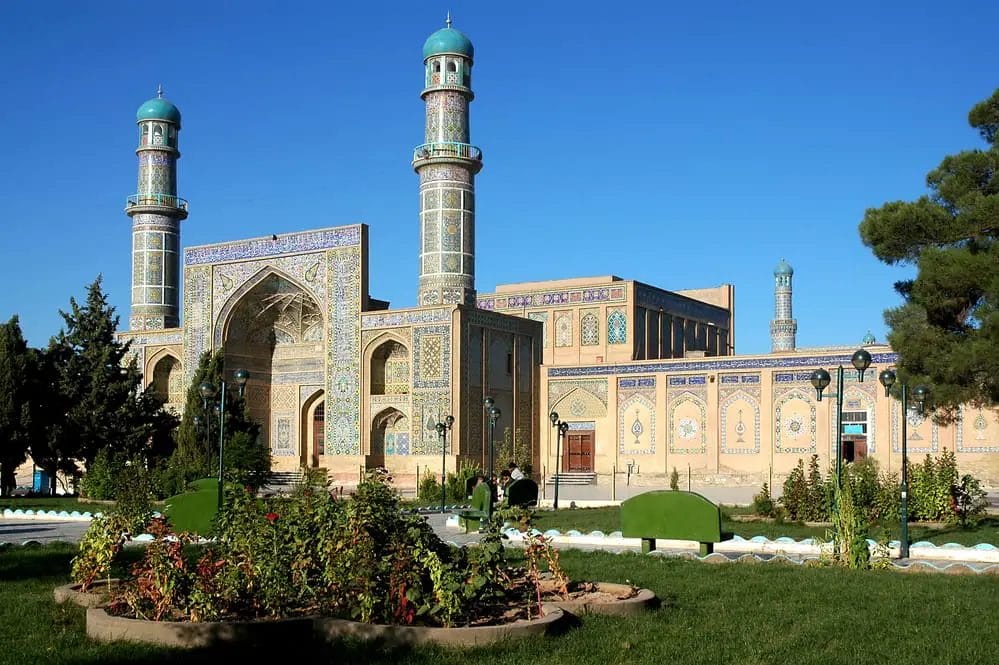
71, 512, 132, 591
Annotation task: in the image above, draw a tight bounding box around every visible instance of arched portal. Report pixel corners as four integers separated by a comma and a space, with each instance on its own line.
301, 391, 326, 468
370, 340, 410, 395
222, 272, 324, 459
149, 353, 183, 410
369, 407, 408, 469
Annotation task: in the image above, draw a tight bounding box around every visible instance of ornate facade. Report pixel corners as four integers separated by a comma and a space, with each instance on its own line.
114, 19, 997, 491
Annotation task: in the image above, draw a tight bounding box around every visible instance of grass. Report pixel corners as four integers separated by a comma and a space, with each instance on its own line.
162, 478, 219, 535
0, 496, 108, 514
532, 506, 999, 546
1, 543, 998, 665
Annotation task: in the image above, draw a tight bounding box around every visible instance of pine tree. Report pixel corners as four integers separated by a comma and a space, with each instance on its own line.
859, 88, 999, 415
45, 277, 174, 476
0, 316, 36, 495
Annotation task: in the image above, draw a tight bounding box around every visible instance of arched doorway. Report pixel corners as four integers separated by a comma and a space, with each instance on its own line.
370, 340, 410, 395
369, 407, 408, 469
149, 353, 183, 411
301, 391, 326, 468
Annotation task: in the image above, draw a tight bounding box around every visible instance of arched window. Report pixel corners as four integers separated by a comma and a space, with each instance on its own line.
581, 313, 599, 346
446, 61, 457, 72
607, 310, 627, 344
313, 402, 325, 458
555, 315, 572, 348
152, 124, 164, 145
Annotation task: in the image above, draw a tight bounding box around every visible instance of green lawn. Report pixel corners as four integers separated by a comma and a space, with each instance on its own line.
0, 496, 108, 514
532, 506, 999, 546
1, 543, 997, 665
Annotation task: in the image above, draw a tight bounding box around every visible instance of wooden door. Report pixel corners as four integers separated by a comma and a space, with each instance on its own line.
562, 432, 594, 472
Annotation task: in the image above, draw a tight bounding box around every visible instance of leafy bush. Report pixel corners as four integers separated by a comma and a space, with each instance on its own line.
71, 511, 132, 591
417, 469, 440, 502
951, 474, 989, 527
803, 455, 828, 522
223, 430, 271, 490
780, 459, 808, 521
670, 467, 680, 491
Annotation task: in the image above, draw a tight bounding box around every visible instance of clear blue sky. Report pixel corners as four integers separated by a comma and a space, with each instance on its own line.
2, 1, 996, 354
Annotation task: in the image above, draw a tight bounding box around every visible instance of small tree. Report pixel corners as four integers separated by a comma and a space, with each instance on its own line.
669, 467, 680, 491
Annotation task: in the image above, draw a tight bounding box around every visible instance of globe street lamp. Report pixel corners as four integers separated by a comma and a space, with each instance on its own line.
483, 396, 501, 481
549, 412, 570, 510
435, 414, 455, 514
878, 370, 929, 559
810, 348, 872, 482
201, 369, 250, 511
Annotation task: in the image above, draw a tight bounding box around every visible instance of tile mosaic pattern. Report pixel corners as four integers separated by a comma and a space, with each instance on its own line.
618, 377, 656, 455
361, 307, 450, 329
548, 379, 608, 410
185, 227, 362, 266
774, 387, 817, 454
667, 376, 707, 455
607, 308, 627, 345
719, 374, 761, 455
548, 352, 899, 378
890, 400, 939, 454
477, 285, 627, 312
412, 325, 451, 390
555, 313, 572, 348
527, 311, 549, 347
956, 406, 999, 453
580, 311, 599, 346
325, 244, 363, 455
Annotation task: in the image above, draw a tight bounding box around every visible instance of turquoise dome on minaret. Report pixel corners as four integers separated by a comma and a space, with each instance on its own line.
136, 86, 181, 127
423, 14, 474, 59
774, 258, 793, 276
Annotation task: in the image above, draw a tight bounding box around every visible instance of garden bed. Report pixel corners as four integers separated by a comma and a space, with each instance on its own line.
86, 606, 565, 649
541, 581, 658, 617
53, 579, 122, 607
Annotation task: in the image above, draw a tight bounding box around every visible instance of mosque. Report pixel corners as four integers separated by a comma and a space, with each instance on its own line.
116, 19, 998, 491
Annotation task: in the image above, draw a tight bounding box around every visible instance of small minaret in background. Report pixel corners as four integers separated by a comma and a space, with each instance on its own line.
770, 258, 797, 352
414, 15, 482, 306
126, 86, 187, 331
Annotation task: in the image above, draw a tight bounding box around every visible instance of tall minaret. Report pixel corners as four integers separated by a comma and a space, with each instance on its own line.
125, 87, 187, 331
414, 15, 482, 306
770, 258, 797, 352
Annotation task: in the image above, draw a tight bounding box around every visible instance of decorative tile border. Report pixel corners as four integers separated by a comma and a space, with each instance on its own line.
774, 388, 816, 454
412, 325, 451, 390
957, 405, 999, 453
477, 285, 626, 311
117, 329, 183, 347
548, 352, 899, 378
618, 377, 656, 455
185, 226, 362, 266
890, 400, 939, 454
361, 307, 451, 330
720, 379, 761, 455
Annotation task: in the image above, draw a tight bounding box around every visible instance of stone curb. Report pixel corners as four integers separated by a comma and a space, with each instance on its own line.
54, 580, 122, 607
545, 583, 658, 617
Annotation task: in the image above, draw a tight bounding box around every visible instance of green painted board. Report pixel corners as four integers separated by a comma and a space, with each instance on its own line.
620, 490, 722, 543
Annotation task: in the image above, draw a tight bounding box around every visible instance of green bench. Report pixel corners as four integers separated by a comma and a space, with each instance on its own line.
455, 481, 492, 533
621, 490, 723, 555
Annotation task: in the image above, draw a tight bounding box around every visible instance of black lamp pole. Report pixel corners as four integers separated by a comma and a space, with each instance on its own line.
549, 412, 569, 510
436, 414, 454, 514
810, 348, 872, 482
483, 397, 501, 482
199, 384, 216, 477
201, 369, 250, 512
879, 370, 929, 559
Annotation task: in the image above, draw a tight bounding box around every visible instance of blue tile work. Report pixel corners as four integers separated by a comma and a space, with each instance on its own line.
325, 245, 363, 455
719, 374, 762, 455
477, 285, 627, 311
957, 406, 999, 453
361, 307, 451, 329
548, 352, 898, 378
774, 388, 816, 454
618, 376, 656, 455
185, 226, 362, 266
412, 324, 451, 390
567, 421, 596, 431
118, 330, 183, 347
891, 400, 939, 454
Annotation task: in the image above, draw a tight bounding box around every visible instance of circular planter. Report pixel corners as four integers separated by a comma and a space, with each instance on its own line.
314, 604, 567, 647
543, 582, 658, 617
86, 607, 315, 648
54, 579, 122, 607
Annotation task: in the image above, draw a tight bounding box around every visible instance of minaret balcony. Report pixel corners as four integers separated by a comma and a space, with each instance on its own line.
412, 142, 483, 171
126, 193, 189, 216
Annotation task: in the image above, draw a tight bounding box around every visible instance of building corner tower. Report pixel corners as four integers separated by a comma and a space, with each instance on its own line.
770, 258, 797, 352
414, 16, 482, 306
125, 87, 187, 331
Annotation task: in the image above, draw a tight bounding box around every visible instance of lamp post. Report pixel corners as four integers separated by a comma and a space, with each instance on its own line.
200, 369, 250, 512
810, 348, 872, 482
549, 412, 569, 510
198, 384, 216, 477
483, 396, 501, 481
878, 370, 929, 559
435, 414, 454, 514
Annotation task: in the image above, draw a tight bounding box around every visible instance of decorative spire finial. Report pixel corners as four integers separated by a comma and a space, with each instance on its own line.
446, 10, 452, 28
157, 84, 164, 99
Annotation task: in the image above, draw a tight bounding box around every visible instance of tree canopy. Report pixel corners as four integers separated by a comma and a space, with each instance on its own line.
0, 316, 36, 495
859, 89, 999, 415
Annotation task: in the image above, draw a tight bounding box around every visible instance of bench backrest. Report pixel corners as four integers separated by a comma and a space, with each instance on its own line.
505, 478, 539, 507
470, 481, 491, 512
620, 490, 722, 543
465, 476, 478, 499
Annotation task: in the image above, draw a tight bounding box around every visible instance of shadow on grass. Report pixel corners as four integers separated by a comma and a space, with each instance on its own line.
0, 542, 75, 583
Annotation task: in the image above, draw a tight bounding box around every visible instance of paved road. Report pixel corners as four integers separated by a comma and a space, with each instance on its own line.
0, 519, 89, 545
